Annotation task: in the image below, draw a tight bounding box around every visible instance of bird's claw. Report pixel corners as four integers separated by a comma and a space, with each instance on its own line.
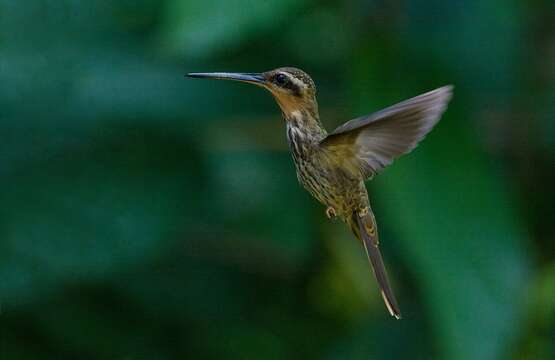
326, 207, 337, 220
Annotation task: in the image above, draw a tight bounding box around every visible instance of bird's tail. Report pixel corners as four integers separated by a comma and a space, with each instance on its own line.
349, 211, 402, 319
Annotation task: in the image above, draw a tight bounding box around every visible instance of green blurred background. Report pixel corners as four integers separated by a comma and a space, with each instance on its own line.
1, 1, 554, 359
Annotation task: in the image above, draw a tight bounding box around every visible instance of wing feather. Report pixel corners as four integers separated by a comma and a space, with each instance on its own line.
321, 86, 453, 179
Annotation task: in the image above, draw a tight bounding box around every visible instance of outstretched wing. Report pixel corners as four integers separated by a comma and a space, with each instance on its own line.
321, 86, 453, 179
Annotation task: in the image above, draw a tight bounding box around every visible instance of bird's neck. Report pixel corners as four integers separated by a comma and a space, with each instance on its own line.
284, 107, 327, 143
285, 108, 326, 166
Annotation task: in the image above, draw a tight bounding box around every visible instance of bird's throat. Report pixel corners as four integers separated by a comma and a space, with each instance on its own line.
283, 108, 327, 142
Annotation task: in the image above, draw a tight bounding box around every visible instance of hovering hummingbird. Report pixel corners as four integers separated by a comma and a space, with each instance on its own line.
187, 68, 453, 319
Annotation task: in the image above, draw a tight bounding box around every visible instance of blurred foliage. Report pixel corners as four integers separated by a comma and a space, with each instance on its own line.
0, 0, 554, 359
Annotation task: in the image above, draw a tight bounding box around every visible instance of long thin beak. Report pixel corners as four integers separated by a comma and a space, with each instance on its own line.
186, 72, 265, 85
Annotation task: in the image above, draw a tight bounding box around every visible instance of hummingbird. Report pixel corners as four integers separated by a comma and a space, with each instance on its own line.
187, 68, 453, 319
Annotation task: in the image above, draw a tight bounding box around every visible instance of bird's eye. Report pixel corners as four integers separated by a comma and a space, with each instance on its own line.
274, 73, 287, 85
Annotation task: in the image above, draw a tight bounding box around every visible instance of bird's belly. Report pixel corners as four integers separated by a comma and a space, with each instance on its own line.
294, 158, 366, 216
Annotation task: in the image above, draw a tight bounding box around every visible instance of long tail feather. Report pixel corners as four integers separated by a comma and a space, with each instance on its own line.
351, 212, 402, 319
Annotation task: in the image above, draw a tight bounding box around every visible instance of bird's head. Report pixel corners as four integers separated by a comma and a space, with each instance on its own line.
187, 67, 318, 119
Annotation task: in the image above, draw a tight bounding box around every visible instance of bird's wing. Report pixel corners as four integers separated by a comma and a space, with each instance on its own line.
321, 86, 453, 180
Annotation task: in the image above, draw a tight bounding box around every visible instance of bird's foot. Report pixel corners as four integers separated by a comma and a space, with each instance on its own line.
325, 207, 337, 220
